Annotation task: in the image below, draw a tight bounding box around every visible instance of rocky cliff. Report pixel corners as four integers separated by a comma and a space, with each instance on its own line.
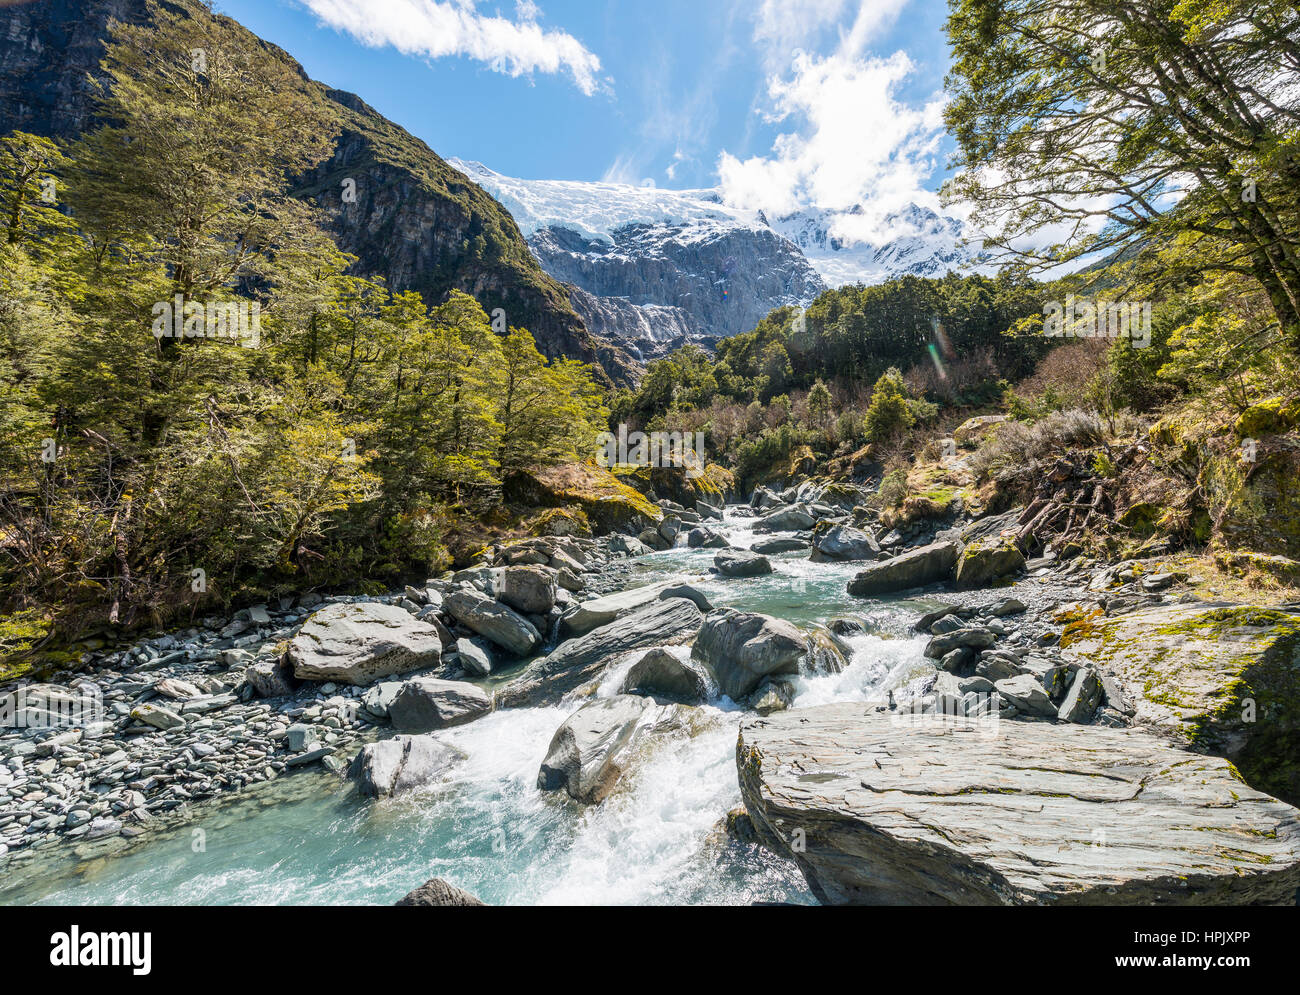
0, 0, 639, 385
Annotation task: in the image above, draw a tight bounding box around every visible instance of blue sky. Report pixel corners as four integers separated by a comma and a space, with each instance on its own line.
216, 1, 955, 221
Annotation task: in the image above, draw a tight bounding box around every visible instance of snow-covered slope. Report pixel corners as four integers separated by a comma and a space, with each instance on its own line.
449, 158, 984, 354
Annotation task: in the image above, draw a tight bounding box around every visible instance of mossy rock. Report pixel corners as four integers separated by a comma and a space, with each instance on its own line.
953, 534, 1025, 589
1234, 396, 1300, 439
1060, 603, 1300, 805
1202, 436, 1300, 559
953, 414, 1008, 448
530, 507, 592, 538
611, 462, 732, 507
504, 463, 661, 535
1214, 551, 1300, 586
1118, 502, 1162, 538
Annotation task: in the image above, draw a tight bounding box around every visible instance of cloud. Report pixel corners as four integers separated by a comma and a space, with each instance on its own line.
720, 0, 946, 242
301, 0, 605, 95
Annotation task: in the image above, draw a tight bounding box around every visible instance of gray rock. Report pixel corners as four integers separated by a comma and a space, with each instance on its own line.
994, 674, 1057, 717
560, 582, 670, 638
686, 526, 730, 549
497, 565, 557, 615
349, 735, 465, 798
750, 536, 810, 554
1058, 667, 1103, 723
289, 602, 443, 684
395, 878, 486, 906
714, 549, 773, 577
847, 540, 962, 597
442, 589, 541, 658
130, 703, 184, 731
499, 597, 704, 708
453, 638, 492, 677
692, 609, 808, 700
388, 679, 492, 733
537, 695, 680, 803
754, 505, 816, 532
620, 649, 709, 703
360, 681, 404, 720
738, 705, 1300, 905
810, 524, 880, 562
658, 584, 713, 614
924, 626, 996, 658
286, 723, 319, 752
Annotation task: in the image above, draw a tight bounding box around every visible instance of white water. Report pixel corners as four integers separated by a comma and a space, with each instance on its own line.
10, 512, 944, 906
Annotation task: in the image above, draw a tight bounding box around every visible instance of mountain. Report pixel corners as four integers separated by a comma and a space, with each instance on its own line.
450, 159, 985, 357
450, 159, 826, 360
0, 0, 639, 385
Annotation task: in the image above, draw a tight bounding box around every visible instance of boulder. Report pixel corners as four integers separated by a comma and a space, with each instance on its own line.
658, 583, 713, 614
536, 695, 680, 803
1058, 667, 1103, 723
502, 464, 661, 535
442, 589, 541, 658
1060, 603, 1300, 804
388, 678, 492, 733
953, 534, 1026, 589
349, 735, 464, 799
559, 582, 671, 638
714, 549, 773, 577
846, 540, 962, 597
497, 597, 704, 708
686, 526, 730, 549
288, 602, 443, 684
692, 609, 808, 700
395, 878, 485, 906
751, 536, 809, 554
994, 674, 1057, 717
953, 414, 1009, 447
737, 705, 1300, 905
244, 658, 296, 698
637, 528, 671, 551
360, 681, 404, 720
452, 637, 492, 677
810, 523, 880, 562
754, 505, 816, 533
130, 703, 184, 731
619, 648, 709, 703
497, 565, 557, 615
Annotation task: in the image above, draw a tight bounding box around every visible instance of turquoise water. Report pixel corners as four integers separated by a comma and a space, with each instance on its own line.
8, 514, 940, 906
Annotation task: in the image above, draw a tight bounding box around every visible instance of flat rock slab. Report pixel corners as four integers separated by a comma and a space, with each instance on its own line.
737, 704, 1300, 905
846, 540, 961, 597
289, 602, 442, 684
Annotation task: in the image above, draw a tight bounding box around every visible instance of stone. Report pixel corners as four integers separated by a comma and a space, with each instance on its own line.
737, 705, 1300, 905
289, 602, 443, 684
442, 589, 541, 658
244, 658, 297, 699
497, 565, 557, 615
686, 527, 729, 549
924, 626, 996, 658
130, 703, 184, 731
559, 582, 671, 638
498, 597, 704, 708
1059, 603, 1300, 804
692, 609, 808, 700
953, 534, 1026, 589
658, 584, 713, 614
952, 414, 1009, 447
388, 679, 492, 733
751, 536, 809, 554
286, 723, 319, 752
994, 674, 1057, 718
536, 695, 679, 803
360, 681, 404, 720
714, 549, 773, 577
395, 878, 485, 906
750, 678, 795, 715
349, 735, 465, 799
619, 648, 709, 703
754, 505, 816, 532
453, 638, 492, 677
847, 540, 962, 597
1058, 667, 1103, 723
810, 523, 880, 562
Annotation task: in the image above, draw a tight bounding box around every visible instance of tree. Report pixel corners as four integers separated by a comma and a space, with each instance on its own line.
863, 368, 915, 443
944, 0, 1300, 353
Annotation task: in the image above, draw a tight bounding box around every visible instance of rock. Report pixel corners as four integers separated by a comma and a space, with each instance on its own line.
619, 648, 709, 703
1059, 603, 1300, 804
810, 523, 880, 562
737, 705, 1300, 905
560, 582, 671, 638
953, 414, 1008, 447
286, 723, 320, 752
360, 681, 404, 720
349, 735, 464, 798
498, 597, 704, 708
442, 589, 541, 658
692, 609, 808, 700
130, 703, 184, 731
953, 534, 1026, 588
502, 464, 660, 535
994, 674, 1058, 718
657, 515, 683, 545
244, 659, 296, 698
1058, 667, 1103, 723
686, 526, 729, 549
751, 536, 809, 554
536, 695, 679, 803
289, 602, 444, 684
750, 678, 795, 715
388, 679, 492, 733
453, 638, 492, 677
805, 631, 848, 674
924, 626, 996, 658
989, 597, 1028, 617
658, 583, 713, 614
609, 534, 651, 556
847, 540, 962, 597
754, 505, 816, 532
395, 878, 485, 906
714, 549, 773, 577
154, 678, 201, 700
497, 565, 557, 615
725, 806, 759, 844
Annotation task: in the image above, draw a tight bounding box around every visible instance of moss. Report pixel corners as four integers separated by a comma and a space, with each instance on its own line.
1233, 396, 1300, 438
529, 507, 591, 538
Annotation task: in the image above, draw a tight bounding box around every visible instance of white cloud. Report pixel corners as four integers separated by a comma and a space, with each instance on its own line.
720, 0, 947, 243
301, 0, 605, 95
